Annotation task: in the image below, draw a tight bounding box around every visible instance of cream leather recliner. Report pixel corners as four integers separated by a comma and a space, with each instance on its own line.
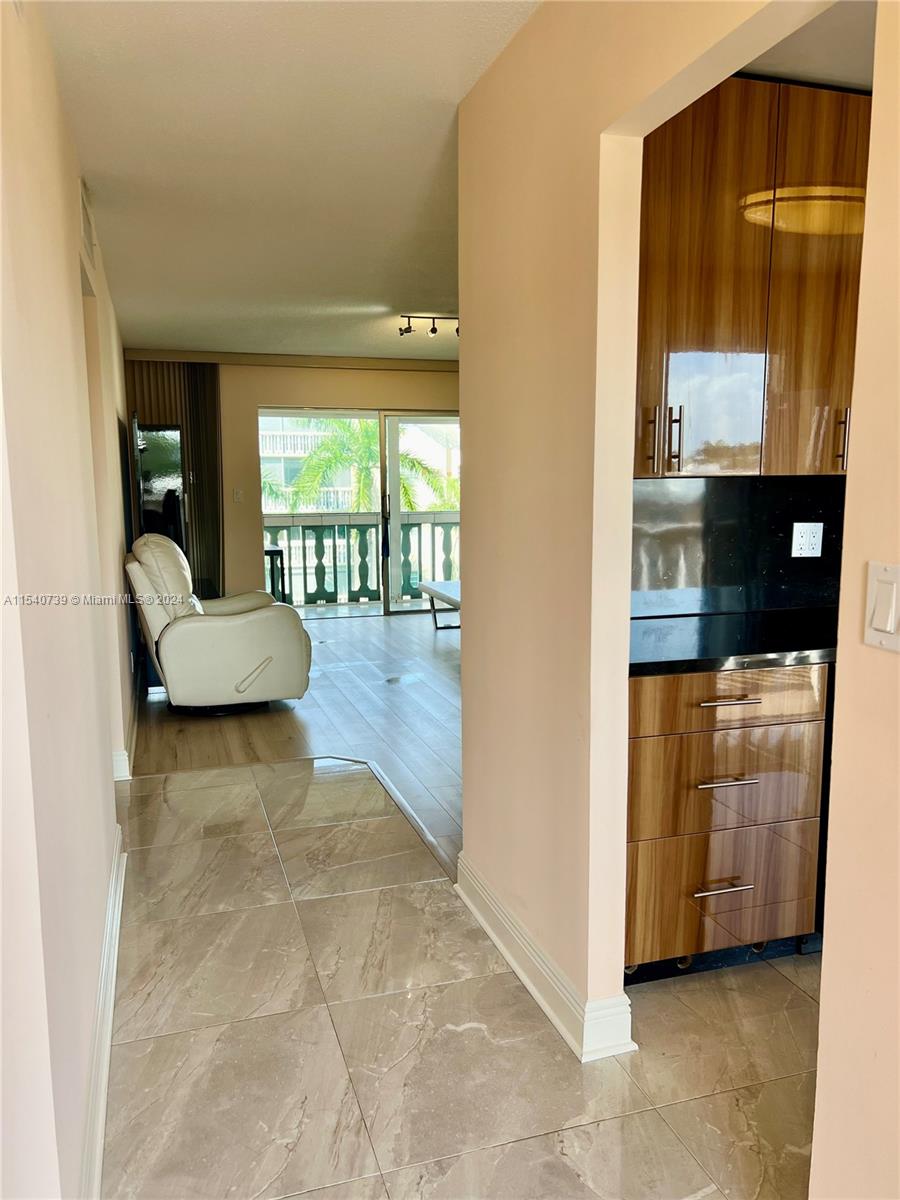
125, 533, 311, 707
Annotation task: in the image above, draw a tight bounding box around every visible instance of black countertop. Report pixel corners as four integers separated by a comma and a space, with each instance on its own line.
629, 607, 839, 677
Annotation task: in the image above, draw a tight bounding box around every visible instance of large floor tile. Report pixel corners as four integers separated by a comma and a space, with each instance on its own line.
299, 879, 507, 1001
116, 782, 267, 849
619, 965, 818, 1106
254, 758, 397, 830
384, 1110, 720, 1199
768, 952, 821, 1002
286, 1179, 387, 1199
659, 1072, 816, 1200
329, 971, 649, 1171
113, 903, 324, 1042
102, 1008, 378, 1199
276, 815, 445, 900
122, 833, 289, 925
120, 766, 255, 798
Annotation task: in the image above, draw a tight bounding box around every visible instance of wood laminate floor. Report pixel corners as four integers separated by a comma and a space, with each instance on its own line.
133, 612, 463, 867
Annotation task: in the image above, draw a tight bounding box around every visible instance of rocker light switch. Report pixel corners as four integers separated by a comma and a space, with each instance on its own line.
865, 562, 900, 653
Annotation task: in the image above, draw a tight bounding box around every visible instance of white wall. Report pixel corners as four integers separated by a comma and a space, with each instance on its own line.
1, 4, 131, 1193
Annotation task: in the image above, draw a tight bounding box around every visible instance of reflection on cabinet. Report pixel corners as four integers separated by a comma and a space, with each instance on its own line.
763, 85, 871, 474
634, 78, 776, 478
628, 663, 827, 737
625, 818, 819, 964
628, 721, 824, 840
626, 664, 828, 967
635, 77, 871, 479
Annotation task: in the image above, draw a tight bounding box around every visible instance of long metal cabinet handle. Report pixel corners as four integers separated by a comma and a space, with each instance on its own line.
698, 696, 763, 708
665, 404, 684, 472
692, 882, 755, 899
646, 405, 662, 474
835, 407, 851, 471
696, 777, 760, 790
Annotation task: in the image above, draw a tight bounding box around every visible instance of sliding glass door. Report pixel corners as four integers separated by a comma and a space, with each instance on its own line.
258, 408, 458, 616
381, 414, 460, 613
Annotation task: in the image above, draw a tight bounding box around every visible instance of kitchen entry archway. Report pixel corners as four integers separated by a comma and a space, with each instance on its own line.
259, 407, 460, 618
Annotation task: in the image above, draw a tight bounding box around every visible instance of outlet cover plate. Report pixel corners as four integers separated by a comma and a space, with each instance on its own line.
792, 522, 823, 558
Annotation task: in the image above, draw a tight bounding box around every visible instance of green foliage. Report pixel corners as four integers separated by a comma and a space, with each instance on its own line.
286, 418, 456, 513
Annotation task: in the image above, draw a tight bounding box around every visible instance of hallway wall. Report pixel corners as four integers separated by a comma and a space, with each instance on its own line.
1, 4, 130, 1193
457, 0, 830, 1014
218, 362, 458, 593
809, 3, 900, 1194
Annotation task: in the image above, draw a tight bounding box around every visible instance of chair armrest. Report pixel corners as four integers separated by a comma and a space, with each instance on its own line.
201, 591, 275, 615
157, 603, 311, 706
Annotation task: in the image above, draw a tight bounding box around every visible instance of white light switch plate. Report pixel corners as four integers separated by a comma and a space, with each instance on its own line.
792, 522, 823, 557
865, 561, 900, 653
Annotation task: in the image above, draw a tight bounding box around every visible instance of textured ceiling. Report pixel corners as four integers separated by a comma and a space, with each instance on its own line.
745, 1, 876, 91
43, 1, 537, 359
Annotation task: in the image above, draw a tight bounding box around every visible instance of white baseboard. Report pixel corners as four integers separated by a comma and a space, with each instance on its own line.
456, 852, 637, 1063
111, 749, 130, 781
80, 825, 126, 1199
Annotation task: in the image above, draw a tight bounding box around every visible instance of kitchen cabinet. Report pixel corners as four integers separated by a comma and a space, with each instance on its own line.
635, 77, 871, 479
634, 78, 776, 478
626, 819, 819, 965
762, 85, 871, 474
625, 663, 827, 967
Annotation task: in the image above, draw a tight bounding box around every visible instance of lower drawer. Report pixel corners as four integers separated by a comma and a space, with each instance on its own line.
628, 721, 824, 840
625, 819, 819, 966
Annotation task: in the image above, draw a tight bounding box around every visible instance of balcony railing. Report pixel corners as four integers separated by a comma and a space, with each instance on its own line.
262, 511, 460, 607
259, 430, 326, 457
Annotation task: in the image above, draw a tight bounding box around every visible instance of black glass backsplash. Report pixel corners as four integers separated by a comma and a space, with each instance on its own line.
632, 476, 846, 617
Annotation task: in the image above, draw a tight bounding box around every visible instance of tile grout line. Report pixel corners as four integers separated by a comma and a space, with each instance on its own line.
652, 1068, 819, 1199
258, 765, 391, 1198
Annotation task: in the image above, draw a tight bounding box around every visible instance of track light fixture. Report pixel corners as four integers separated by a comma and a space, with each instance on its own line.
398, 314, 459, 340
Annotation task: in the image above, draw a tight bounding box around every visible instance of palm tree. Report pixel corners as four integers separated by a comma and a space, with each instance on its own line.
288, 418, 448, 513
260, 467, 290, 511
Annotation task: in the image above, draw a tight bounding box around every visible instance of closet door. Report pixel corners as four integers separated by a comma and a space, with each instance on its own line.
762, 85, 871, 475
634, 78, 777, 477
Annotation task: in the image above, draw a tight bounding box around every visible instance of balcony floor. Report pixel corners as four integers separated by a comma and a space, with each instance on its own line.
132, 611, 462, 869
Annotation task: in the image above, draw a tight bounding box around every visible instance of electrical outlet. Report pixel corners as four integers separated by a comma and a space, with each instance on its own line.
233, 488, 244, 504
792, 521, 823, 558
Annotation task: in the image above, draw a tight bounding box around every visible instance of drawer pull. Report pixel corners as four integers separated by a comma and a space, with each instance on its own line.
696, 776, 760, 791
698, 696, 762, 708
693, 882, 755, 899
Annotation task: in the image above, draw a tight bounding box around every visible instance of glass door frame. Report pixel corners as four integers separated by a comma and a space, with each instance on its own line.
378, 409, 460, 616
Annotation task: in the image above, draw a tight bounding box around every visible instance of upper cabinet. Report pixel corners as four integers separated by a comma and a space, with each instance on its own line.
635, 78, 871, 478
763, 85, 871, 474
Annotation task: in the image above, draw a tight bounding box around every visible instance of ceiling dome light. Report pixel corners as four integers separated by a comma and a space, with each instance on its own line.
428, 320, 438, 338
740, 185, 866, 235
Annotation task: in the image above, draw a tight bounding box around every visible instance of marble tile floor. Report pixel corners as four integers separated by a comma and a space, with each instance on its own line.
107, 757, 821, 1200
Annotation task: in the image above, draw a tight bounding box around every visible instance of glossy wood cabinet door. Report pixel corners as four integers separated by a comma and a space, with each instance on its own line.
628, 720, 824, 841
763, 86, 871, 474
634, 78, 777, 477
629, 664, 827, 738
625, 818, 819, 964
